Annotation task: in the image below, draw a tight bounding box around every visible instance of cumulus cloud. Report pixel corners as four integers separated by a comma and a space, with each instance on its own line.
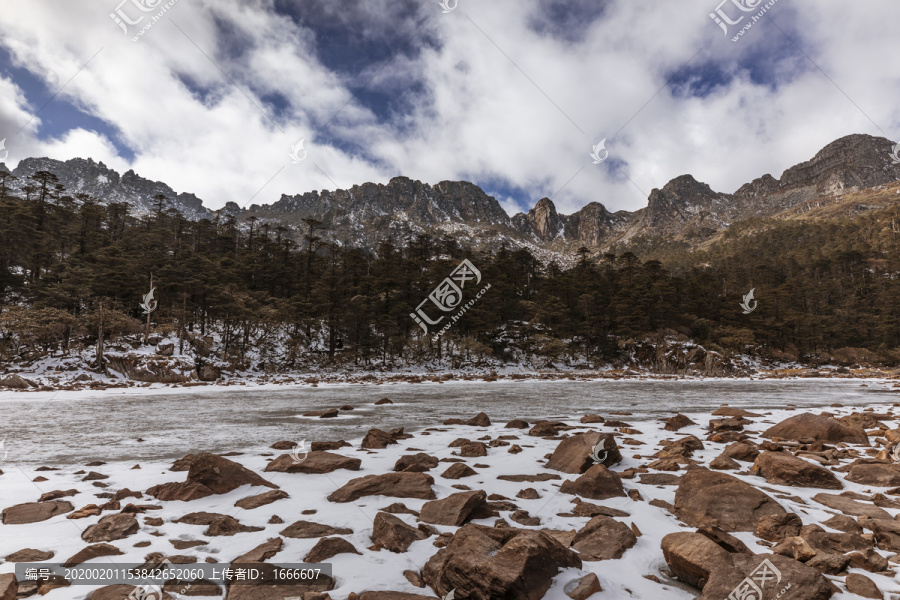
0, 0, 897, 217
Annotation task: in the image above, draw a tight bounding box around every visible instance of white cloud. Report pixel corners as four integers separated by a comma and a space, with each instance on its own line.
0, 0, 898, 217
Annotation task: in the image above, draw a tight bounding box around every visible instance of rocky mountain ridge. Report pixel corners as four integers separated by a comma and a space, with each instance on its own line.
2, 133, 898, 258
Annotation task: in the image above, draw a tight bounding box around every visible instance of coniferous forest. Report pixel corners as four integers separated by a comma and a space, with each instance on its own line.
2, 169, 900, 372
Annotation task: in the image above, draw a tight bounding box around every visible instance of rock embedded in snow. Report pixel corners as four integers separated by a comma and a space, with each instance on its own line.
722, 440, 760, 461
233, 537, 282, 562
361, 428, 398, 449
756, 513, 802, 542
505, 419, 529, 428
422, 524, 581, 600
419, 490, 491, 526
749, 452, 843, 489
174, 512, 263, 537
371, 512, 428, 552
233, 489, 289, 509
64, 543, 123, 567
393, 453, 439, 473
4, 548, 54, 562
570, 515, 637, 560
812, 493, 891, 519
564, 573, 603, 600
559, 464, 626, 500
149, 452, 277, 501
441, 462, 477, 479
279, 520, 353, 539
845, 462, 900, 486
845, 573, 883, 599
661, 532, 733, 588
763, 412, 868, 444
328, 472, 436, 503
673, 467, 786, 532
444, 412, 491, 427
544, 431, 621, 473
459, 441, 488, 457
305, 536, 361, 562
265, 451, 361, 474
664, 414, 695, 431
2, 500, 73, 524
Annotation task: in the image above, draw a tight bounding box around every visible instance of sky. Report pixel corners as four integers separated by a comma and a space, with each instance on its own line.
0, 0, 898, 217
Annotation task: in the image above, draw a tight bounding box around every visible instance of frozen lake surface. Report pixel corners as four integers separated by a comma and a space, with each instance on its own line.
1, 378, 895, 466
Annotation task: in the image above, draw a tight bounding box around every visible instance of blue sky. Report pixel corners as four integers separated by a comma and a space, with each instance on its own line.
0, 0, 898, 216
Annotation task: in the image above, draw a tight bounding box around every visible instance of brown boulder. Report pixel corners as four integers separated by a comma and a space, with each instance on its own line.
280, 520, 353, 539
763, 412, 867, 444
2, 500, 73, 524
698, 554, 836, 600
459, 442, 487, 457
234, 490, 289, 510
756, 514, 802, 542
393, 453, 439, 473
563, 573, 603, 600
559, 465, 626, 500
847, 548, 889, 572
327, 472, 435, 503
265, 452, 361, 474
868, 518, 900, 551
175, 512, 263, 537
0, 575, 14, 600
5, 548, 54, 562
422, 524, 581, 600
81, 514, 139, 543
846, 463, 900, 487
506, 419, 529, 428
361, 428, 396, 449
305, 537, 360, 562
674, 467, 786, 532
64, 544, 123, 567
372, 512, 428, 552
570, 516, 637, 561
812, 493, 891, 519
723, 441, 760, 462
709, 454, 739, 470
419, 490, 489, 527
529, 420, 567, 437
845, 573, 883, 599
233, 537, 282, 563
441, 463, 477, 479
661, 532, 734, 589
375, 397, 393, 405
750, 452, 842, 489
664, 414, 696, 431
445, 412, 491, 427
545, 431, 621, 473
150, 453, 276, 501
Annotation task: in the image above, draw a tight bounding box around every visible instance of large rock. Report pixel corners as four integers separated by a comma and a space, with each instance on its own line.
280, 520, 353, 539
264, 451, 361, 474
664, 414, 696, 431
545, 431, 621, 473
305, 537, 360, 562
570, 516, 637, 561
698, 554, 836, 600
0, 575, 15, 600
419, 490, 490, 527
393, 453, 439, 473
867, 519, 900, 551
233, 537, 282, 563
175, 512, 263, 537
559, 465, 626, 500
812, 493, 891, 519
149, 453, 276, 501
846, 463, 900, 487
327, 472, 435, 503
81, 514, 139, 543
750, 452, 842, 489
661, 532, 734, 589
361, 428, 397, 449
756, 514, 802, 542
444, 412, 491, 427
372, 512, 427, 552
4, 548, 54, 562
422, 524, 581, 600
674, 467, 786, 532
64, 544, 123, 567
763, 413, 867, 444
234, 490, 289, 510
2, 500, 73, 524
845, 573, 884, 599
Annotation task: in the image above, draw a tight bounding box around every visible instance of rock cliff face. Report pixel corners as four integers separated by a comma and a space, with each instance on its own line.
3, 134, 898, 258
